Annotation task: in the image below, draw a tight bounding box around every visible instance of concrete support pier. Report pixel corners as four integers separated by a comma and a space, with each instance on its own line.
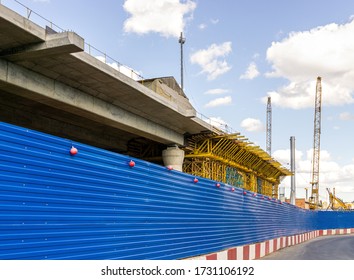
162, 146, 185, 171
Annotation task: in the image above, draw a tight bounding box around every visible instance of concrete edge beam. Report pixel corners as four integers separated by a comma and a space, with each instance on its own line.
0, 32, 84, 61
0, 4, 45, 40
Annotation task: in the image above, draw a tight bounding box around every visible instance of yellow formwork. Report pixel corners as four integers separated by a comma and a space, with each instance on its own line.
183, 133, 291, 197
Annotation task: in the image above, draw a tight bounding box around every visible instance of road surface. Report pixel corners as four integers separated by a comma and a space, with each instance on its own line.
260, 235, 354, 260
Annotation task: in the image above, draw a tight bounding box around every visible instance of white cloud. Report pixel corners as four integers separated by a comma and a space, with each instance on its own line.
273, 148, 354, 202
208, 116, 233, 133
240, 62, 260, 80
204, 88, 230, 95
266, 19, 354, 109
264, 81, 316, 109
273, 149, 304, 163
240, 118, 264, 132
205, 96, 232, 108
339, 112, 354, 121
306, 148, 331, 162
253, 53, 260, 59
198, 23, 207, 30
198, 18, 219, 31
123, 0, 196, 38
209, 116, 227, 126
190, 42, 232, 80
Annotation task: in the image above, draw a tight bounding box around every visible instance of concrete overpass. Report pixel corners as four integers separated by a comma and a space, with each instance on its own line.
0, 4, 215, 167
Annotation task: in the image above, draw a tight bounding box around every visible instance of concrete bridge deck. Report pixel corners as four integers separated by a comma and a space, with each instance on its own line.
0, 3, 214, 154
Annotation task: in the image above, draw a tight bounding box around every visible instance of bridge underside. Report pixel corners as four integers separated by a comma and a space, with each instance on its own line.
0, 89, 138, 154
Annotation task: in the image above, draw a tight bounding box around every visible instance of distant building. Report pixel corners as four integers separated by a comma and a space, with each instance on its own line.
285, 198, 309, 209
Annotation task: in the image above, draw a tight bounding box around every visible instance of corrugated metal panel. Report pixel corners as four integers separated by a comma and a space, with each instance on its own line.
0, 121, 354, 260
317, 211, 354, 229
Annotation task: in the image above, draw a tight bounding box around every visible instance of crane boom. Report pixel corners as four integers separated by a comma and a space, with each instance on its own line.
327, 188, 350, 210
309, 77, 322, 209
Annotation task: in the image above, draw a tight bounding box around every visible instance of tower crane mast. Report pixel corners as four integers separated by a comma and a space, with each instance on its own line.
266, 97, 272, 156
309, 77, 322, 209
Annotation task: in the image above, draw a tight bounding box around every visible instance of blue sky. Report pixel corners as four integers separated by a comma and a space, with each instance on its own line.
4, 0, 354, 203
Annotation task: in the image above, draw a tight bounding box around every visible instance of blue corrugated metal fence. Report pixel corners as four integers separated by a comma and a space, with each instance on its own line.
0, 122, 353, 259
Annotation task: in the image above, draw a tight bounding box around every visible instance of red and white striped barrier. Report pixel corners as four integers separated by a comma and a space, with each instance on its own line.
186, 228, 354, 260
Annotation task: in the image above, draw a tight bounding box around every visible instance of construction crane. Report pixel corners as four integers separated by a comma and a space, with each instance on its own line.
266, 97, 272, 156
309, 77, 322, 210
326, 188, 351, 210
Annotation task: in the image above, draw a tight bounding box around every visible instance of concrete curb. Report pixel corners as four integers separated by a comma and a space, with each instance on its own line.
186, 228, 354, 260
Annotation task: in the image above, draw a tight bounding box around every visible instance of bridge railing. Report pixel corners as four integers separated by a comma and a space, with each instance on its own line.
196, 112, 235, 134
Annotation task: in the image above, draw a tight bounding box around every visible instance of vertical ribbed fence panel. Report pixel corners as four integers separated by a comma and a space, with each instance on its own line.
1, 121, 354, 260
317, 211, 354, 230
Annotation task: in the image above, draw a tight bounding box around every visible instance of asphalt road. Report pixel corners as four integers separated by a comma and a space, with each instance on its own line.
260, 235, 354, 260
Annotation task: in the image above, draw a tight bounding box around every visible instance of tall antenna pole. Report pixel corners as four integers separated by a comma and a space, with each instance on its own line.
266, 97, 272, 155
178, 32, 186, 91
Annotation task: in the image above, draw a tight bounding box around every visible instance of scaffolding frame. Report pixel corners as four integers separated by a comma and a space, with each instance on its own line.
183, 133, 292, 197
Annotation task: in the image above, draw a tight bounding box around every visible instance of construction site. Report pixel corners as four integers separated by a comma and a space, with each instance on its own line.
137, 75, 351, 211
1, 0, 354, 262
114, 74, 293, 200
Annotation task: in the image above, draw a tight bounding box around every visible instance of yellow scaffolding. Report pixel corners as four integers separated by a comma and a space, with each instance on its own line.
183, 133, 292, 197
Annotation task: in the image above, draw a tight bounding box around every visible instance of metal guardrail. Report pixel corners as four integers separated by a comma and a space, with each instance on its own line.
196, 112, 235, 134
83, 43, 144, 80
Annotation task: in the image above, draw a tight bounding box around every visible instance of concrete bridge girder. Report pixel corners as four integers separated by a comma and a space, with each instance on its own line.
0, 58, 184, 146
